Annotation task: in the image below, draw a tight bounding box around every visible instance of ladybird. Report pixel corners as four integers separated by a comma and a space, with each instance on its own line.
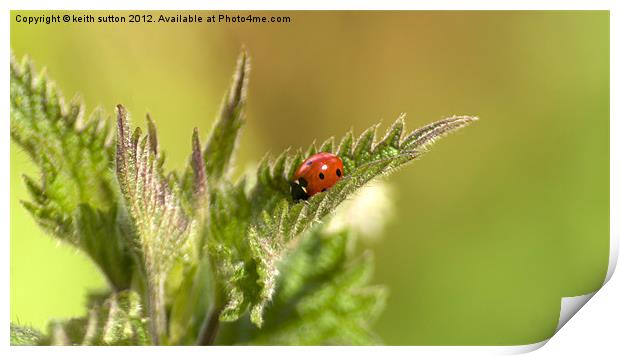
290, 152, 344, 200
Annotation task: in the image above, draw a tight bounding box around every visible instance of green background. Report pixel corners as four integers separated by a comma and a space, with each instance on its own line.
10, 11, 610, 345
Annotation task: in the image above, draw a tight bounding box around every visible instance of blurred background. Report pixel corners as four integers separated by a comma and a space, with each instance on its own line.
10, 11, 609, 345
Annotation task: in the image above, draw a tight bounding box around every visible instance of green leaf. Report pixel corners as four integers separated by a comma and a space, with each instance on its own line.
10, 54, 133, 290
115, 105, 193, 344
185, 128, 211, 262
74, 204, 135, 290
191, 128, 209, 210
202, 49, 250, 181
217, 228, 386, 345
46, 291, 150, 346
172, 52, 254, 328
205, 182, 257, 321
168, 259, 215, 345
245, 114, 477, 325
10, 324, 43, 345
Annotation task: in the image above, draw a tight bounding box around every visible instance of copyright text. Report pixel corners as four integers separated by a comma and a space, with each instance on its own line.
14, 13, 293, 25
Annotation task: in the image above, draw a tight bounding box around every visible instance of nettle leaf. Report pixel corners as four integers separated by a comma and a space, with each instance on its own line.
174, 53, 255, 327
10, 324, 44, 346
246, 114, 477, 325
190, 129, 209, 211
165, 130, 216, 344
217, 228, 386, 345
46, 291, 150, 346
115, 105, 193, 343
10, 54, 133, 290
206, 182, 258, 322
202, 49, 250, 181
168, 259, 215, 345
177, 51, 254, 325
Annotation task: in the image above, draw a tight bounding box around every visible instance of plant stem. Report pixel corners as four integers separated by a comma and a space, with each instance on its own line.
196, 305, 223, 346
147, 276, 167, 345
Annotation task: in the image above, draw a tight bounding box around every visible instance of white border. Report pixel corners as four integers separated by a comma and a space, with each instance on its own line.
2, 1, 617, 354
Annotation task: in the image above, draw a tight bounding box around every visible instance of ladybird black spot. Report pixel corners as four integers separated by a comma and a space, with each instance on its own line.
321, 188, 327, 192
319, 172, 325, 180
336, 168, 341, 177
306, 161, 313, 166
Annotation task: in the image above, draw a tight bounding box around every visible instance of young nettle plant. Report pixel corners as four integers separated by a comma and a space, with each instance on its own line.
10, 50, 477, 346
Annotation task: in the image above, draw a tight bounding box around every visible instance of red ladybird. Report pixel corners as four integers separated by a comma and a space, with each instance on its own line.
291, 152, 344, 200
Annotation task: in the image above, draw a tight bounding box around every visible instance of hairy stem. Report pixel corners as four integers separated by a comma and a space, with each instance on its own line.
147, 276, 167, 345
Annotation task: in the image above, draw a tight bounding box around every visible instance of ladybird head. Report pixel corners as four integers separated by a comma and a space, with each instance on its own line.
290, 176, 310, 201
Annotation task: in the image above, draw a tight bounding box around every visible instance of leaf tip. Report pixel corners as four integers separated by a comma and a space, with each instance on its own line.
192, 127, 201, 151
116, 104, 126, 116
146, 113, 159, 155
116, 105, 130, 156
116, 105, 128, 133
191, 128, 207, 201
229, 47, 251, 108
